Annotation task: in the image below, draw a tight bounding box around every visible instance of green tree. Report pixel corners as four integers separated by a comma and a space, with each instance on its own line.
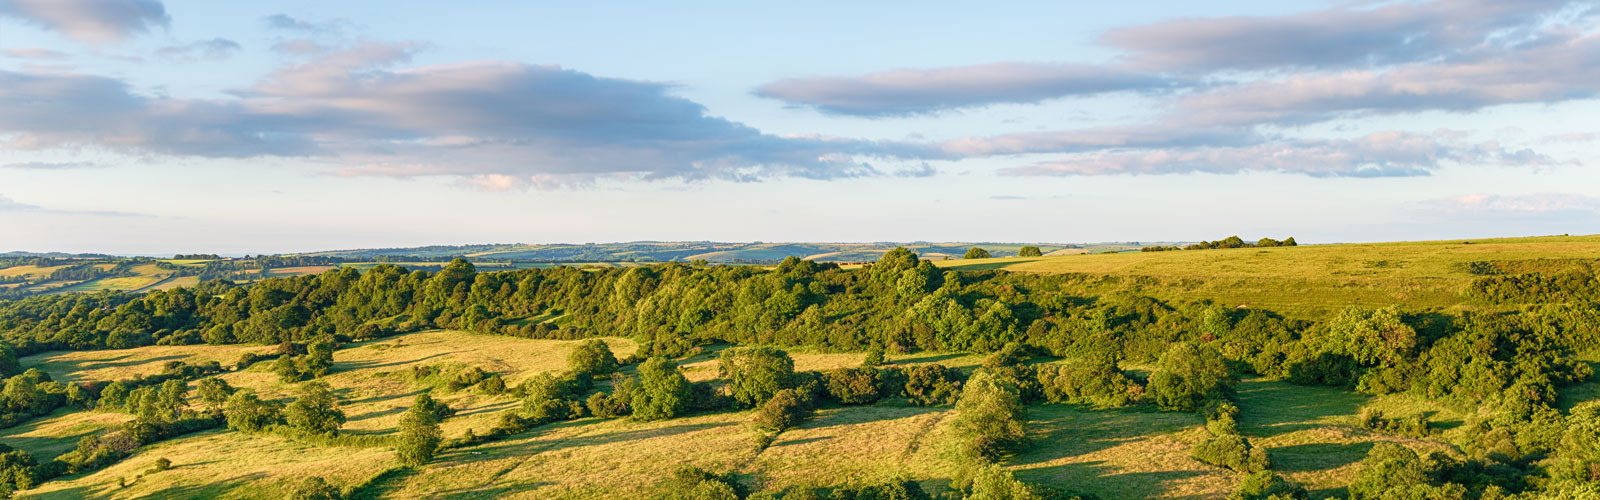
632, 357, 690, 421
753, 388, 810, 432
567, 339, 619, 378
952, 370, 1026, 461
964, 247, 992, 259
718, 347, 794, 407
224, 390, 281, 432
1147, 342, 1235, 411
289, 476, 341, 500
1017, 246, 1043, 257
197, 377, 235, 406
396, 395, 443, 467
285, 382, 346, 436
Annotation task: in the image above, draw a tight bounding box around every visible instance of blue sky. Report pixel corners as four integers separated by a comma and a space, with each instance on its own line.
1, 0, 1598, 254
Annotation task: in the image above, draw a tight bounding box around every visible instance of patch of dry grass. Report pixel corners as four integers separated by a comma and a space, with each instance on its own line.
21, 430, 396, 500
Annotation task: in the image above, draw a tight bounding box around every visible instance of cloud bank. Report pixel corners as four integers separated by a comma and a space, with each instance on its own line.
0, 0, 168, 44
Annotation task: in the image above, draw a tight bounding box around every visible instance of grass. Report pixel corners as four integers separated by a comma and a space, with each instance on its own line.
21, 430, 397, 500
1009, 405, 1230, 500
216, 331, 638, 437
938, 235, 1600, 320
370, 404, 968, 499
22, 343, 277, 385
0, 408, 132, 458
1233, 378, 1462, 498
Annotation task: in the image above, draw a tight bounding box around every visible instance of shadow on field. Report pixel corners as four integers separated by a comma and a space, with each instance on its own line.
1018, 460, 1208, 500
1011, 406, 1201, 467
1270, 441, 1375, 473
442, 419, 735, 465
1234, 378, 1368, 437
335, 351, 465, 372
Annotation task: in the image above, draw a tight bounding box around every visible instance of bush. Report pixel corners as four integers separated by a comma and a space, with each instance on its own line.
952, 370, 1027, 462
1147, 342, 1235, 412
823, 368, 884, 405
903, 364, 962, 407
719, 347, 794, 407
632, 357, 691, 421
1229, 471, 1308, 500
1035, 356, 1140, 408
663, 465, 747, 500
289, 476, 342, 500
1192, 433, 1269, 473
862, 345, 885, 368
568, 339, 619, 378
753, 388, 811, 432
284, 382, 345, 437
830, 478, 932, 500
224, 390, 282, 432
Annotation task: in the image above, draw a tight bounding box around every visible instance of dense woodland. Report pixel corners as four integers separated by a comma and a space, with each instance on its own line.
0, 249, 1597, 499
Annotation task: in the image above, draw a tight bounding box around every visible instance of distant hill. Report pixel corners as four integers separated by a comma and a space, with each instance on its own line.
298, 241, 1169, 264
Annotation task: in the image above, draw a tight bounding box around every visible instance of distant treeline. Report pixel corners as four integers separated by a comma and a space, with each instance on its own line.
1141, 236, 1297, 252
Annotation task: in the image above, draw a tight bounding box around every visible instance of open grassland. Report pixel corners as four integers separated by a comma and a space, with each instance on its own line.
217, 331, 639, 437
0, 409, 132, 458
22, 430, 397, 500
1233, 379, 1463, 499
22, 343, 277, 384
940, 235, 1600, 319
1010, 405, 1230, 499
368, 404, 967, 499
0, 265, 70, 278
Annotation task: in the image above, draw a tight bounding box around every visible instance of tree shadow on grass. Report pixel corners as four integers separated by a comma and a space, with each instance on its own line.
1009, 405, 1203, 468
1015, 460, 1209, 500
1234, 378, 1369, 438
1269, 441, 1375, 473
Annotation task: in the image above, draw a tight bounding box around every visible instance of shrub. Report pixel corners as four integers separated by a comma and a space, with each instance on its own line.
823, 368, 884, 405
284, 382, 345, 437
754, 388, 811, 432
1192, 433, 1269, 473
224, 390, 281, 432
289, 476, 341, 500
862, 345, 886, 368
1035, 356, 1140, 408
1148, 342, 1236, 412
632, 357, 691, 421
952, 370, 1027, 462
719, 347, 794, 407
831, 478, 933, 500
1229, 471, 1308, 500
903, 364, 962, 406
396, 396, 443, 467
567, 339, 619, 378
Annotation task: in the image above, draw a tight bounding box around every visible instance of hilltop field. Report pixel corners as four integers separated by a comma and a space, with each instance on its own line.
0, 234, 1596, 499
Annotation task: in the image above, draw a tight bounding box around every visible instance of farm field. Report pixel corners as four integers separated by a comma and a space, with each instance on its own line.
940, 235, 1600, 319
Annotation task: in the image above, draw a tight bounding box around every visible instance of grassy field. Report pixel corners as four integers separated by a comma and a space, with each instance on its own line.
1233, 378, 1463, 498
939, 235, 1600, 319
22, 343, 278, 384
367, 405, 967, 499
22, 430, 398, 500
1010, 405, 1230, 499
0, 409, 132, 458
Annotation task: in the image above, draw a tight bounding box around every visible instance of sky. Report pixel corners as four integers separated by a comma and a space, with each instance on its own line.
1, 0, 1598, 255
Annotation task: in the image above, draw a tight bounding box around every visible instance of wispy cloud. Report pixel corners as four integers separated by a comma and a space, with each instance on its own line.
756, 62, 1174, 117
3, 161, 102, 170
1427, 193, 1600, 213
1100, 0, 1577, 72
156, 38, 241, 61
2, 47, 69, 60
0, 0, 169, 44
0, 194, 38, 211
1001, 131, 1562, 177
